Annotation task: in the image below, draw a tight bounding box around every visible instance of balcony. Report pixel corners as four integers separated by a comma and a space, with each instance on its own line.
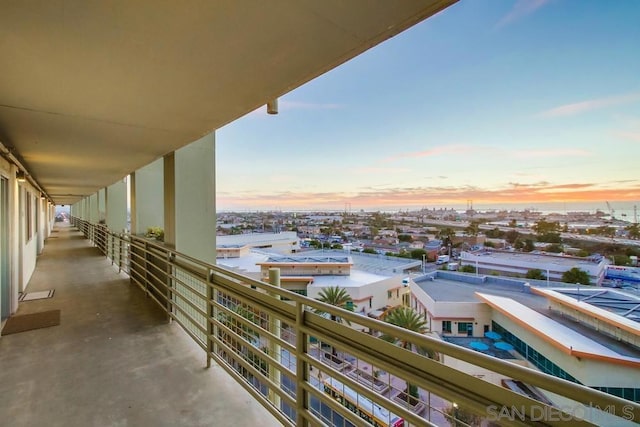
2, 218, 637, 426
0, 222, 281, 427
1, 3, 637, 425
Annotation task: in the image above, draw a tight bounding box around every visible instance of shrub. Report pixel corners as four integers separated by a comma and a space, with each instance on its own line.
145, 227, 164, 242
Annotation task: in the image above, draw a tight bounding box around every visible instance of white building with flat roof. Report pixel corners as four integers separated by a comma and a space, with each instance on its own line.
216, 232, 300, 257
408, 271, 640, 408
460, 250, 607, 285
218, 249, 414, 319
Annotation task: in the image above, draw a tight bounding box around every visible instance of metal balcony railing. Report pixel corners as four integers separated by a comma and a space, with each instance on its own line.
70, 217, 640, 427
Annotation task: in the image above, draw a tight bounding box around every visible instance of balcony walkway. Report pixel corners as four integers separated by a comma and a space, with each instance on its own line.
0, 222, 281, 427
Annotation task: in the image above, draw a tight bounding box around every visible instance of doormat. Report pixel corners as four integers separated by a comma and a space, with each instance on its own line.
19, 289, 55, 301
1, 310, 61, 335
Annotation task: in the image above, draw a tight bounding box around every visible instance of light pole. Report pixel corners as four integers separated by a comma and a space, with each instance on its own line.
546, 268, 550, 287
422, 253, 426, 274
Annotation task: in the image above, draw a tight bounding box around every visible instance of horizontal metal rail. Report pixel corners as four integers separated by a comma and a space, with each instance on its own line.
70, 217, 640, 427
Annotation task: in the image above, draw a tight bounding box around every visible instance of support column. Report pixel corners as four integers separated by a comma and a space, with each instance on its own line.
106, 178, 127, 233
98, 188, 106, 223
83, 197, 90, 221
129, 173, 137, 234
163, 153, 175, 247
268, 268, 282, 408
134, 159, 164, 236
89, 193, 99, 223
175, 133, 215, 264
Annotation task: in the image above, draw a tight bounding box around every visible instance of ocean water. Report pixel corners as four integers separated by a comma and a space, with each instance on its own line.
419, 201, 640, 217
219, 201, 640, 218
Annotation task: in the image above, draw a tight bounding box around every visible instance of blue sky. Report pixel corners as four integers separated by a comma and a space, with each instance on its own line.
217, 0, 640, 212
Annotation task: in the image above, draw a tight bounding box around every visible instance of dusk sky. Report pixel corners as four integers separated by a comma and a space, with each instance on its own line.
216, 0, 640, 213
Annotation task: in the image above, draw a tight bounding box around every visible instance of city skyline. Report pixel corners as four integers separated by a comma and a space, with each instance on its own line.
216, 0, 640, 212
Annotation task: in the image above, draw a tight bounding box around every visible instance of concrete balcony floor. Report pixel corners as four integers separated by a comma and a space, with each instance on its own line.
0, 222, 281, 427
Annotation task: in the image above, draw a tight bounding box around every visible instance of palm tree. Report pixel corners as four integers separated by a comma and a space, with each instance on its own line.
464, 221, 480, 236
381, 306, 435, 358
437, 227, 456, 249
314, 286, 354, 360
314, 286, 354, 323
381, 307, 435, 407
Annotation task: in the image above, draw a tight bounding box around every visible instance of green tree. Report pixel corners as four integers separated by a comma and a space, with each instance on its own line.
508, 219, 517, 228
612, 255, 631, 266
380, 307, 434, 407
362, 248, 377, 254
562, 267, 590, 285
526, 269, 546, 280
437, 228, 455, 246
545, 243, 563, 253
485, 227, 505, 238
523, 239, 535, 252
625, 247, 639, 257
410, 248, 427, 260
398, 234, 412, 242
459, 265, 476, 273
314, 287, 354, 359
537, 232, 562, 243
625, 223, 639, 240
533, 219, 560, 235
505, 230, 520, 244
464, 221, 480, 236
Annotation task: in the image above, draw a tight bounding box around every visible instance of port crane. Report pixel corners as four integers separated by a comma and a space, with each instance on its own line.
605, 201, 615, 220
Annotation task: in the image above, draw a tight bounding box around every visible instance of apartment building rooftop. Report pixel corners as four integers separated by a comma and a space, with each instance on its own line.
468, 250, 602, 267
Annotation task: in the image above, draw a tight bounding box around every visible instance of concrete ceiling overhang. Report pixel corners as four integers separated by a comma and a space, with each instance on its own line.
0, 0, 456, 205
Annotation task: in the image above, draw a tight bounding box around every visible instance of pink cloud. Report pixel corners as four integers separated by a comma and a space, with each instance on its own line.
217, 180, 640, 211
537, 92, 640, 118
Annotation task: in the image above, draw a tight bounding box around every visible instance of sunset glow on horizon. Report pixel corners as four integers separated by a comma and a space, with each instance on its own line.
216, 1, 640, 213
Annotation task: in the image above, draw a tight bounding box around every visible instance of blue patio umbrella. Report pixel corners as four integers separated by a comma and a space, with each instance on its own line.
484, 331, 502, 340
469, 341, 490, 351
494, 341, 514, 351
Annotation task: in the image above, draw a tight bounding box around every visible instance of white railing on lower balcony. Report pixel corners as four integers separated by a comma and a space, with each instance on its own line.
71, 217, 640, 427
